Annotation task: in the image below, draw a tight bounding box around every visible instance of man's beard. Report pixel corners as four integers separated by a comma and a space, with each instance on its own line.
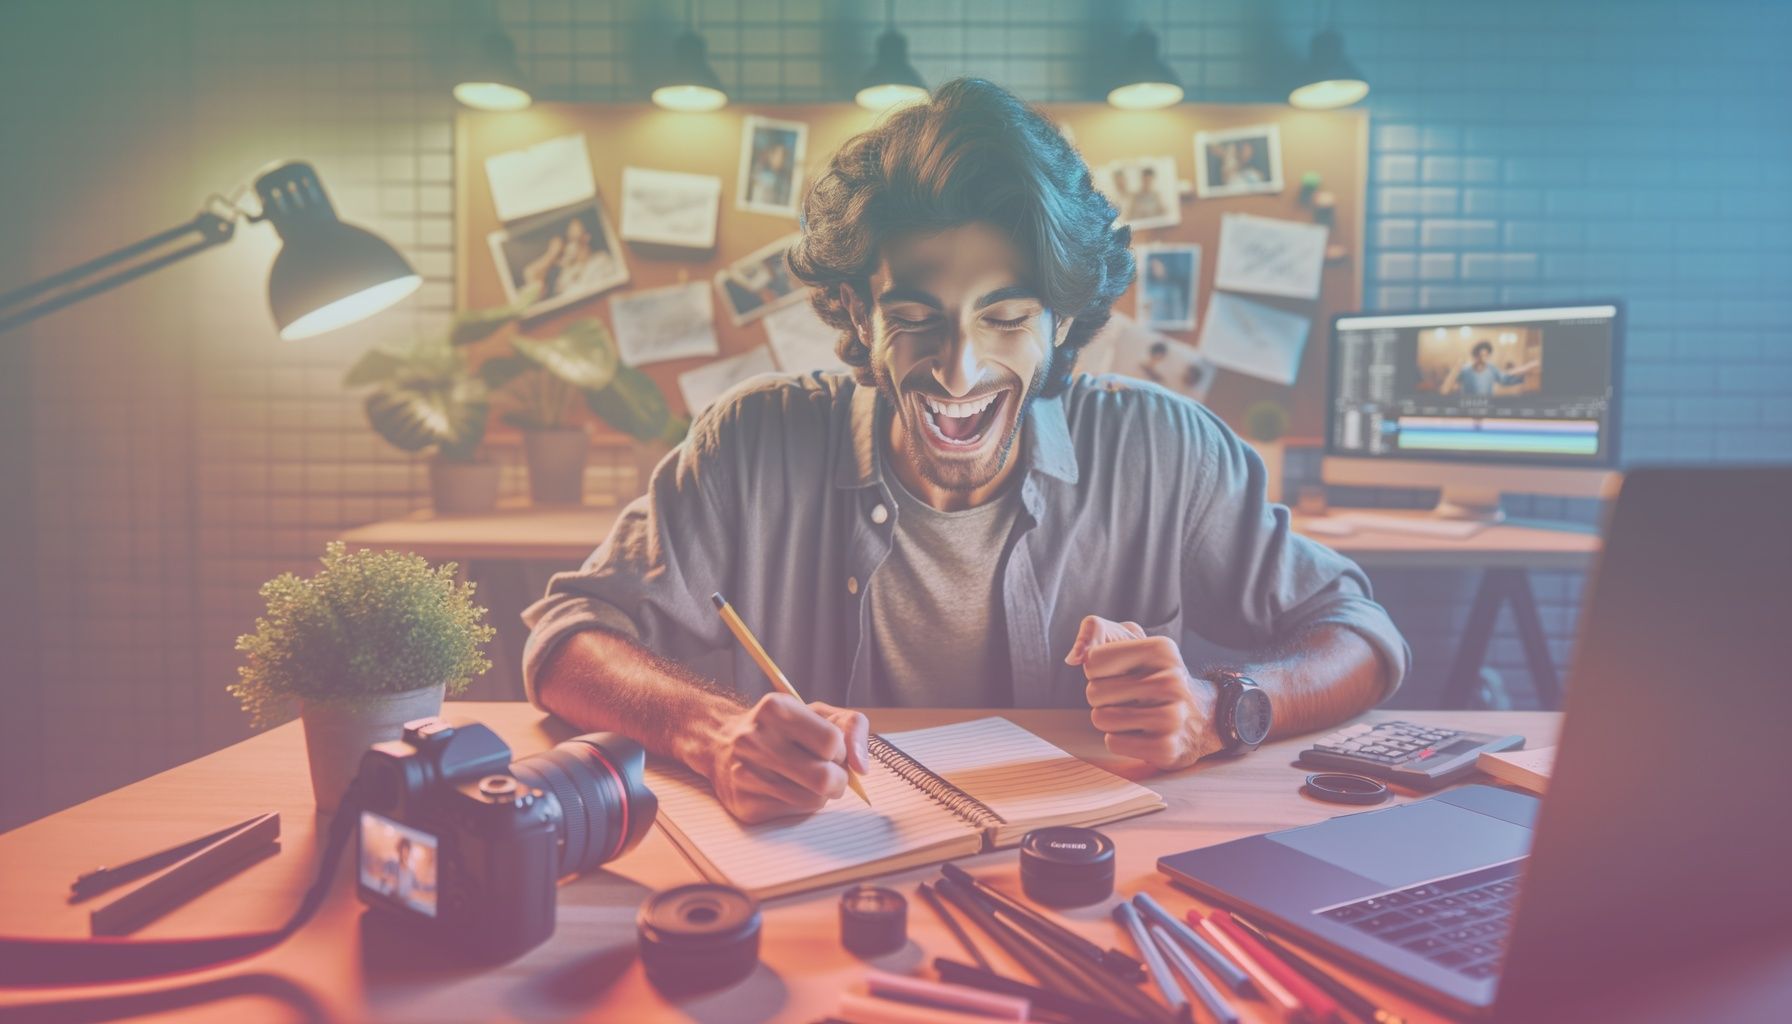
873, 358, 1047, 494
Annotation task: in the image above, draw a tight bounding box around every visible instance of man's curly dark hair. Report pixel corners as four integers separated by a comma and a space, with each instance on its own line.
787, 78, 1135, 398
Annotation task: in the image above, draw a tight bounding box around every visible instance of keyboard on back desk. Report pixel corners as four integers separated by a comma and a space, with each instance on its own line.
1315, 860, 1524, 979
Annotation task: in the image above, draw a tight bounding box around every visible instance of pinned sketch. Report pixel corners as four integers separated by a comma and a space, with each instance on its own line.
1194, 124, 1284, 198
484, 134, 597, 223
1213, 214, 1328, 300
486, 199, 628, 318
677, 345, 778, 415
1097, 313, 1215, 402
763, 301, 846, 374
738, 116, 807, 217
1196, 292, 1312, 386
1137, 243, 1201, 330
609, 281, 719, 366
619, 168, 722, 248
716, 234, 806, 324
1095, 156, 1181, 231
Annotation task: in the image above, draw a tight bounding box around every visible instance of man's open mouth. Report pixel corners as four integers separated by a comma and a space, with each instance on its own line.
916, 390, 1009, 450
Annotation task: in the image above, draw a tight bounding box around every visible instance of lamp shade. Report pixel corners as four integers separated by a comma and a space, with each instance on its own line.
1289, 28, 1369, 109
1107, 27, 1183, 110
855, 28, 928, 111
652, 29, 728, 112
254, 163, 421, 340
454, 28, 532, 111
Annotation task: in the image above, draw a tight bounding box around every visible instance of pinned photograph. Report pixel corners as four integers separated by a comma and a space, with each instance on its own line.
1102, 313, 1216, 403
715, 234, 806, 325
484, 133, 597, 223
619, 167, 722, 249
1194, 124, 1284, 198
1096, 156, 1181, 230
738, 115, 807, 217
486, 198, 628, 318
609, 280, 720, 366
677, 345, 779, 416
1137, 243, 1201, 331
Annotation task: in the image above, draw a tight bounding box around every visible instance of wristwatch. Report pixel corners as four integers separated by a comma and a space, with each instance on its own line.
1212, 670, 1272, 753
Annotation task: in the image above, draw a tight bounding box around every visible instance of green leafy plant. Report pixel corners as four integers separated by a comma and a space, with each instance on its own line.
1243, 400, 1290, 444
230, 542, 496, 728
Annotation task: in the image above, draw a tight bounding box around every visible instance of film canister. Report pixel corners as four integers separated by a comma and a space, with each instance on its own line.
839, 884, 907, 957
636, 883, 762, 995
1019, 826, 1115, 907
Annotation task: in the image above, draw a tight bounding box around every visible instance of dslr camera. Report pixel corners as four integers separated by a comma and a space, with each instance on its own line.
353, 717, 657, 959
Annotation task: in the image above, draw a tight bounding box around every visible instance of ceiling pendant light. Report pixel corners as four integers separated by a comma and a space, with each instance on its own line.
1289, 1, 1369, 110
855, 1, 928, 111
653, 2, 728, 112
1107, 26, 1183, 110
451, 1, 532, 112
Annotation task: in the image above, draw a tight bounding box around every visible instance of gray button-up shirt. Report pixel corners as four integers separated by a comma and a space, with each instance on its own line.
521, 372, 1409, 709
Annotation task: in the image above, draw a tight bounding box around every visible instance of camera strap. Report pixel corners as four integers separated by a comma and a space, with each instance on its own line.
0, 782, 363, 988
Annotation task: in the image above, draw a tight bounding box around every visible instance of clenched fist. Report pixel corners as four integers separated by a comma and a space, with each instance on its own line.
1066, 615, 1224, 771
704, 693, 870, 824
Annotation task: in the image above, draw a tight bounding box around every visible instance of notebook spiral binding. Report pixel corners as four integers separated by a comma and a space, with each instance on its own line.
868, 734, 1007, 831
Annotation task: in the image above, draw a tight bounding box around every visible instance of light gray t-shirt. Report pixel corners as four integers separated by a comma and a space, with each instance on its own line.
866, 450, 1021, 707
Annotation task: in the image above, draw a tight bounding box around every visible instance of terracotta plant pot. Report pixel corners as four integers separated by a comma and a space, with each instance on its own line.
523, 428, 590, 505
299, 683, 445, 814
1252, 439, 1285, 505
429, 458, 500, 516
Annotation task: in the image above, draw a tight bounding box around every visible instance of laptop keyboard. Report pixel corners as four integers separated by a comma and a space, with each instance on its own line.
1316, 860, 1523, 979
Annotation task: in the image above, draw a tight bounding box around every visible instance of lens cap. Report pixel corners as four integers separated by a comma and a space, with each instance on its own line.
1303, 772, 1390, 805
839, 885, 907, 957
1019, 826, 1115, 907
637, 884, 761, 995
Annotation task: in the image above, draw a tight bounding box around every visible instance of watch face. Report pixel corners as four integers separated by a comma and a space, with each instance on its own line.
1234, 687, 1273, 746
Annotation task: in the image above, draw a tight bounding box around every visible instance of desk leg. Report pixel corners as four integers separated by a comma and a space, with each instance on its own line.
1441, 569, 1562, 710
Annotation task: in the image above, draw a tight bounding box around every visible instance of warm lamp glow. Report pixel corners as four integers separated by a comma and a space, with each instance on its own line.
651, 84, 728, 112
1107, 80, 1185, 110
1289, 77, 1368, 110
454, 81, 532, 111
856, 82, 929, 111
279, 275, 421, 341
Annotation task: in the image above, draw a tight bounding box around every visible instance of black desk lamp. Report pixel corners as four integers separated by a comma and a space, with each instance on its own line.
0, 161, 421, 338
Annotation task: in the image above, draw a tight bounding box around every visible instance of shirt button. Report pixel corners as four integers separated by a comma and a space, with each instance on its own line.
847, 576, 860, 595
870, 503, 889, 525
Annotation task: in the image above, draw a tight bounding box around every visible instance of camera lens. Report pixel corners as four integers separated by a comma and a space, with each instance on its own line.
511, 733, 657, 875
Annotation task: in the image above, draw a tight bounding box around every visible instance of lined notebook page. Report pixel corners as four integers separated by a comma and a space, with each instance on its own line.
879, 717, 1165, 846
645, 753, 982, 899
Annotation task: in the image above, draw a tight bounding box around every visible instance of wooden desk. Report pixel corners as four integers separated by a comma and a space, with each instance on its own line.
337, 497, 621, 564
0, 703, 1557, 1023
1293, 512, 1602, 709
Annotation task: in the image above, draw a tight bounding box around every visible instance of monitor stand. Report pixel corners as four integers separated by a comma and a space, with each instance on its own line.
1433, 485, 1507, 524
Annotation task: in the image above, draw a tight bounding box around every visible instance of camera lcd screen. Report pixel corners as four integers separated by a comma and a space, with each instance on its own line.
359, 811, 439, 918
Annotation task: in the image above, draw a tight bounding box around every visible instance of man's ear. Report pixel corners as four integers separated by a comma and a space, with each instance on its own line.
1053, 313, 1076, 348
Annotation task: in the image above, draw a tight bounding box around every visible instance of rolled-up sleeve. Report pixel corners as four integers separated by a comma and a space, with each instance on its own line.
1181, 406, 1411, 698
519, 409, 740, 708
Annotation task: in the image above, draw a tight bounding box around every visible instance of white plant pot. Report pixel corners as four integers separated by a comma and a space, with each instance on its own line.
1252, 439, 1286, 506
523, 428, 590, 505
299, 683, 445, 814
429, 458, 500, 516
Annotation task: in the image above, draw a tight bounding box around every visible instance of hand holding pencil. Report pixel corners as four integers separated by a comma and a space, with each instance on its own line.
711, 592, 873, 817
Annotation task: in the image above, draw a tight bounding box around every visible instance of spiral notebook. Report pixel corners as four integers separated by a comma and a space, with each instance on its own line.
645, 716, 1166, 899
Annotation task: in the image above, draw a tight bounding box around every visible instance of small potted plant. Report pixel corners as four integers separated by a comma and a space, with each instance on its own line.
230, 542, 496, 813
1243, 400, 1291, 505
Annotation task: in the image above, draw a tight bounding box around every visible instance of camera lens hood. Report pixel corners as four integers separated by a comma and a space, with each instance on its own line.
637, 884, 761, 995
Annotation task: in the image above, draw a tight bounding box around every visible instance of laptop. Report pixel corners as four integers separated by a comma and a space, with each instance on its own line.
1158, 467, 1792, 1019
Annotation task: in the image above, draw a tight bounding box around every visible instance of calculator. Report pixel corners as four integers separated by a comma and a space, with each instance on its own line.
1297, 721, 1525, 790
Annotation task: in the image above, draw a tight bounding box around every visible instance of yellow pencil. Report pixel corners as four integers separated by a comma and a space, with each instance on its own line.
711, 592, 872, 806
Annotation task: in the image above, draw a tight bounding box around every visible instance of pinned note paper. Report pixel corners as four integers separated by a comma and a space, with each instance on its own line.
677, 345, 778, 416
484, 134, 597, 223
763, 301, 846, 374
610, 281, 720, 366
1213, 213, 1328, 300
1196, 292, 1312, 386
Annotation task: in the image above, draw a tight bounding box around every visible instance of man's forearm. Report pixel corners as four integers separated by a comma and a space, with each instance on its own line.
1235, 624, 1387, 739
533, 628, 743, 775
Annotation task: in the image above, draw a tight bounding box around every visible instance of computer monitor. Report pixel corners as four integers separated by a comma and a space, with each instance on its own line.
1324, 302, 1623, 522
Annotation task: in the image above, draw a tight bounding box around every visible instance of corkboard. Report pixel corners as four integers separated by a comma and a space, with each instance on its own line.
455, 102, 1365, 442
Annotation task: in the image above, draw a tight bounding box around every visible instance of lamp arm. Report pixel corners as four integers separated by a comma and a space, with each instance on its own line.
0, 210, 239, 334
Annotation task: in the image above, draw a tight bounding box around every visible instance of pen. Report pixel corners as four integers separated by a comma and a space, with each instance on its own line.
69, 814, 267, 902
933, 959, 1159, 1024
1148, 922, 1240, 1024
1112, 901, 1191, 1021
1195, 913, 1305, 1022
1132, 892, 1253, 994
1211, 910, 1341, 1023
941, 862, 1143, 981
1233, 914, 1404, 1024
712, 591, 870, 805
917, 882, 990, 970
